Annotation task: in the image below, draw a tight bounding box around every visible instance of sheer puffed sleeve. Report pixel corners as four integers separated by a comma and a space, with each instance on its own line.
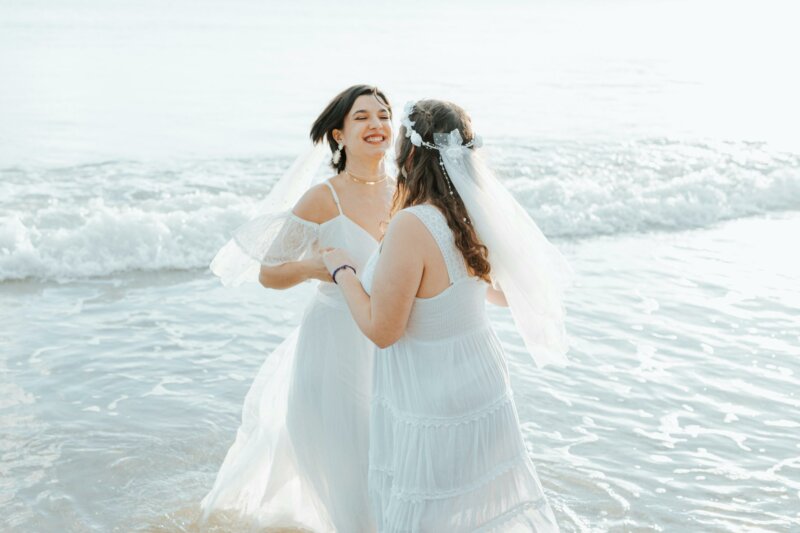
210, 211, 320, 287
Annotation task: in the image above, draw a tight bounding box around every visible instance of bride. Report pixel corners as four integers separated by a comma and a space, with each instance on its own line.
323, 99, 569, 531
201, 85, 394, 532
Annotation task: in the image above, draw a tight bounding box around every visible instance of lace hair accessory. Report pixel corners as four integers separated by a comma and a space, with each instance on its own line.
401, 99, 572, 368
401, 100, 483, 199
400, 101, 483, 151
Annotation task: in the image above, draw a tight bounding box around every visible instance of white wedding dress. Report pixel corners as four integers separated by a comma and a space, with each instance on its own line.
360, 204, 559, 532
201, 180, 378, 532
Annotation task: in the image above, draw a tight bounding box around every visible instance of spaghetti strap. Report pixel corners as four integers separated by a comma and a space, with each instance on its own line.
323, 180, 343, 215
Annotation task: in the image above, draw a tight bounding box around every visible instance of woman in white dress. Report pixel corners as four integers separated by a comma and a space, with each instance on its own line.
323, 99, 569, 532
201, 85, 395, 532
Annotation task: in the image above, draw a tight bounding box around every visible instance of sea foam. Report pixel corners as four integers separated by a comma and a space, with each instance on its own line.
1, 139, 798, 282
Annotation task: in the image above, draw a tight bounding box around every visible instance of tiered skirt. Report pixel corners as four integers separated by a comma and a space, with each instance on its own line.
369, 324, 559, 532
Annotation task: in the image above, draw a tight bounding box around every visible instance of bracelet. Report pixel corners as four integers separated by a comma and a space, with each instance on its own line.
332, 264, 356, 284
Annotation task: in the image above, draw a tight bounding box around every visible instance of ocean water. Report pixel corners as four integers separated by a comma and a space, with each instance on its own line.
2, 1, 799, 531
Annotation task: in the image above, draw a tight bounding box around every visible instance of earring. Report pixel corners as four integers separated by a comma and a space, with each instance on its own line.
332, 142, 343, 165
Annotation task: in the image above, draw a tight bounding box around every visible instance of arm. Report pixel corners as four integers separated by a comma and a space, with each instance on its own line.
324, 212, 424, 348
259, 259, 330, 289
258, 183, 337, 289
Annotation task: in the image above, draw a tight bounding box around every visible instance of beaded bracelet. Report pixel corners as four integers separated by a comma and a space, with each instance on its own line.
332, 264, 356, 284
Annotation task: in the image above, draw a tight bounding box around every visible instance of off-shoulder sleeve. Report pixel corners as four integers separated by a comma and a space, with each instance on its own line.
210, 210, 320, 287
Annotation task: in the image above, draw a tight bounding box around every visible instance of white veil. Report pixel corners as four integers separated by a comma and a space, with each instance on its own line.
255, 142, 330, 213
434, 129, 571, 367
210, 142, 329, 286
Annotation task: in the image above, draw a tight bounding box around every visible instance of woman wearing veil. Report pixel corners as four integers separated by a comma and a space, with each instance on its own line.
322, 99, 569, 531
201, 85, 394, 532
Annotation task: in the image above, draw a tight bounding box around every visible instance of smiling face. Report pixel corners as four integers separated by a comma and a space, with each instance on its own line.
333, 94, 393, 164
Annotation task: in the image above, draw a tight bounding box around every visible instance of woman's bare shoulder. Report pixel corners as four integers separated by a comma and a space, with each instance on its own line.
292, 179, 339, 224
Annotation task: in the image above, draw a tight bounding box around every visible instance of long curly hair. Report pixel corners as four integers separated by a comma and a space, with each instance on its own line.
309, 84, 392, 172
393, 99, 491, 282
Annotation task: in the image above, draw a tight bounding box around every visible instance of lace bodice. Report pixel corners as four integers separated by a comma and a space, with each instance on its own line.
361, 204, 488, 341
402, 204, 469, 283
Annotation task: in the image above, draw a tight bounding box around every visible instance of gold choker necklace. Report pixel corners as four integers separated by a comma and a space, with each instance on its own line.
345, 169, 388, 185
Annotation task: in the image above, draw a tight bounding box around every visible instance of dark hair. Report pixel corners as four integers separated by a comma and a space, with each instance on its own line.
393, 99, 491, 282
309, 85, 392, 172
